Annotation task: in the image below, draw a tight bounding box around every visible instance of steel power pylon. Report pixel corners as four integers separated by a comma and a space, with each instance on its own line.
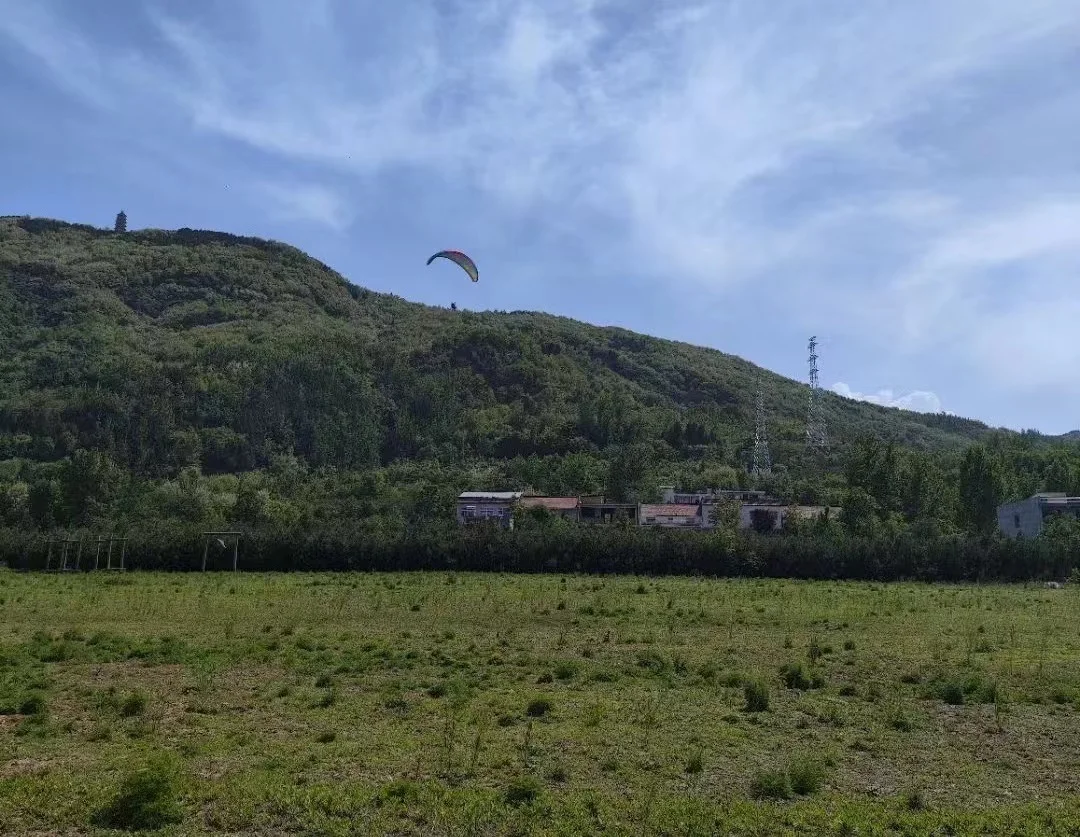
805, 336, 828, 452
752, 385, 771, 477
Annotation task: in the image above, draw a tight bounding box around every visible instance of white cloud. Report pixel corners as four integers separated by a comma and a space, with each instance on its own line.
2, 0, 1080, 407
832, 383, 944, 414
251, 182, 352, 231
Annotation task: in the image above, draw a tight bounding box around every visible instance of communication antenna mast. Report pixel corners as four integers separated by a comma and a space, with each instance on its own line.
805, 336, 828, 451
752, 384, 771, 477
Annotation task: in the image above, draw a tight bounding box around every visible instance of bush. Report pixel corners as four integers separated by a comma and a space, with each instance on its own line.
926, 673, 997, 705
94, 753, 184, 831
120, 691, 148, 717
750, 769, 791, 800
18, 693, 47, 717
743, 679, 770, 712
780, 662, 811, 690
526, 697, 552, 717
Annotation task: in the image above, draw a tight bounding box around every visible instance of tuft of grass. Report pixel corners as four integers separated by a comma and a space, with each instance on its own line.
902, 783, 927, 811
505, 775, 542, 806
120, 691, 148, 718
316, 688, 337, 708
553, 661, 579, 681
750, 769, 792, 800
93, 753, 184, 831
547, 764, 569, 783
788, 757, 826, 795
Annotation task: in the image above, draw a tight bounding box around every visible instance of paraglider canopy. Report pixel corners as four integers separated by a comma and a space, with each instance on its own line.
427, 250, 478, 282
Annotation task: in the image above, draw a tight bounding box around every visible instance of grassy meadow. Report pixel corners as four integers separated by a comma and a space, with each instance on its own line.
1, 570, 1080, 835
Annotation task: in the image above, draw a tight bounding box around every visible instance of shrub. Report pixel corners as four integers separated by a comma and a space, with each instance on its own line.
94, 753, 184, 831
780, 662, 823, 690
120, 691, 148, 718
526, 697, 552, 717
18, 693, 47, 717
743, 679, 770, 712
780, 662, 811, 690
926, 674, 997, 705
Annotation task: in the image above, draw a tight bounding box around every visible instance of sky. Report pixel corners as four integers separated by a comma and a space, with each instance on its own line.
2, 0, 1079, 434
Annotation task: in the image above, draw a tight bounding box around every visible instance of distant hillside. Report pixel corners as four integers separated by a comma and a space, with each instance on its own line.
0, 216, 1003, 483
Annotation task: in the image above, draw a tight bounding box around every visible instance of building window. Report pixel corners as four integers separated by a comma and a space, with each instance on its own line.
1014, 514, 1021, 529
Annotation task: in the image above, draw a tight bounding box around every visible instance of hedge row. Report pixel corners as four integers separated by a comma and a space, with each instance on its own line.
0, 524, 1070, 583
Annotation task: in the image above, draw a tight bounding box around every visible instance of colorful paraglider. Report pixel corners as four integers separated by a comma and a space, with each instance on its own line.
426, 250, 478, 282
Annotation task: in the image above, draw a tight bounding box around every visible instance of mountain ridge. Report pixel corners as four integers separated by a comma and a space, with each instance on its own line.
0, 215, 1051, 489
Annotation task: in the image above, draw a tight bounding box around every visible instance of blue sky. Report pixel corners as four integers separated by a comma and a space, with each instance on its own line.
2, 0, 1079, 434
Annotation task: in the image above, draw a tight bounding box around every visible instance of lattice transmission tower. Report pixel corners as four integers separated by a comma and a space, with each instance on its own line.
805, 336, 828, 451
752, 385, 771, 477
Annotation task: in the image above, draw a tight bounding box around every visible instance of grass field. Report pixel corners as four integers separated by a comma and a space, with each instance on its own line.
1, 571, 1080, 835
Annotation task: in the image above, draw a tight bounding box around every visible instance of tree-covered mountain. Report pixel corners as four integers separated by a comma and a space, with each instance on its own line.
1, 215, 1077, 542
0, 215, 993, 470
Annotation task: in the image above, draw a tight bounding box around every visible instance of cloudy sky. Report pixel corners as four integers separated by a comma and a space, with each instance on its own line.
2, 0, 1079, 433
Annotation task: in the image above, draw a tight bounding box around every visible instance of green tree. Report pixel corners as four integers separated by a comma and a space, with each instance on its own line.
957, 445, 1006, 533
28, 479, 61, 530
58, 450, 125, 527
840, 487, 880, 537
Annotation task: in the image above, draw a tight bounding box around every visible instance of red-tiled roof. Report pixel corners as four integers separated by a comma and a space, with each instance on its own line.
640, 504, 700, 517
519, 496, 579, 510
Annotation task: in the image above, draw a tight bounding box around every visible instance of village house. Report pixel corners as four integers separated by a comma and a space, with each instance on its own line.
456, 491, 522, 529
638, 503, 711, 529
578, 496, 638, 524
659, 486, 769, 505
738, 503, 838, 532
518, 496, 580, 522
997, 493, 1080, 538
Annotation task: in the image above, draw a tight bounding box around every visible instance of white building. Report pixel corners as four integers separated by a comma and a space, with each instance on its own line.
997, 493, 1080, 538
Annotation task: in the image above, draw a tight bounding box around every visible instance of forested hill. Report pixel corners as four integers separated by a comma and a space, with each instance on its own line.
0, 215, 1001, 484
0, 215, 1009, 477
